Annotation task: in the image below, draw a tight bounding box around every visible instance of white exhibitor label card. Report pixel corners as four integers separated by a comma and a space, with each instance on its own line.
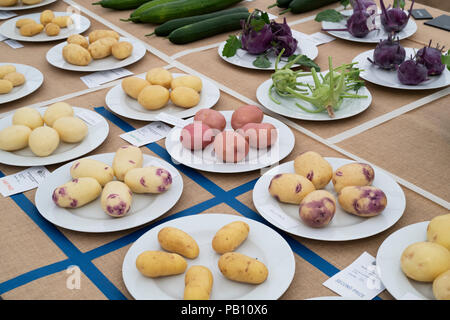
80, 68, 132, 88
0, 166, 50, 197
120, 121, 172, 147
309, 32, 336, 46
0, 11, 17, 20
155, 112, 189, 128
261, 204, 299, 230
323, 252, 385, 300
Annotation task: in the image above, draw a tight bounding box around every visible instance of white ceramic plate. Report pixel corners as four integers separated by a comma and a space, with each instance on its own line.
165, 111, 295, 173
252, 158, 406, 241
122, 213, 295, 300
46, 36, 146, 72
376, 221, 434, 300
0, 12, 90, 42
0, 107, 109, 166
35, 153, 183, 233
0, 63, 43, 104
353, 48, 450, 90
105, 73, 220, 121
256, 71, 372, 121
322, 14, 417, 43
0, 0, 57, 11
218, 30, 318, 71
307, 296, 354, 300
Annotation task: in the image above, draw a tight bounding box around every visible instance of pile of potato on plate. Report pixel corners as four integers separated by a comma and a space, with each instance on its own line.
63, 29, 133, 66
268, 151, 388, 228
122, 68, 202, 110
0, 103, 88, 156
401, 214, 450, 300
136, 220, 268, 300
0, 0, 43, 6
16, 10, 72, 37
0, 65, 26, 94
52, 146, 173, 218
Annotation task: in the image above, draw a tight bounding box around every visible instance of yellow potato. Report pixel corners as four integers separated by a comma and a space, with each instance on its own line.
62, 44, 92, 66
136, 250, 187, 278
101, 181, 132, 218
112, 145, 143, 181
212, 221, 249, 254
12, 107, 44, 130
52, 116, 88, 143
111, 41, 133, 60
15, 18, 36, 28
121, 76, 149, 100
0, 125, 31, 151
401, 241, 450, 282
3, 72, 25, 87
158, 227, 199, 259
0, 65, 15, 78
28, 126, 60, 157
20, 23, 44, 37
52, 177, 102, 208
0, 0, 17, 6
70, 158, 115, 186
45, 22, 60, 36
22, 0, 43, 4
269, 173, 316, 204
170, 86, 200, 109
43, 102, 74, 126
124, 166, 172, 193
433, 270, 450, 300
137, 85, 170, 110
171, 75, 202, 92
294, 151, 333, 189
67, 34, 88, 49
218, 252, 268, 284
146, 68, 172, 89
0, 79, 13, 94
88, 37, 117, 59
88, 29, 120, 44
427, 214, 450, 250
184, 266, 213, 300
51, 16, 73, 28
40, 10, 55, 25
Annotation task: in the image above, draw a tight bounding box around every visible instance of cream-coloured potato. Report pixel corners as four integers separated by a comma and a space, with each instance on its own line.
212, 221, 249, 254
43, 102, 74, 126
3, 72, 25, 87
137, 85, 170, 110
101, 181, 132, 218
294, 151, 333, 189
51, 16, 73, 28
62, 44, 92, 66
70, 158, 115, 186
332, 162, 375, 193
158, 227, 199, 259
121, 76, 149, 100
401, 242, 450, 282
40, 10, 54, 25
112, 145, 143, 181
0, 125, 31, 151
218, 252, 268, 284
136, 250, 187, 278
0, 0, 18, 6
45, 22, 60, 36
171, 75, 202, 92
111, 41, 133, 60
12, 107, 44, 130
52, 116, 88, 143
20, 23, 44, 37
15, 18, 36, 28
52, 177, 102, 208
184, 266, 213, 300
433, 270, 450, 300
28, 126, 60, 157
299, 190, 336, 228
0, 65, 15, 78
146, 68, 172, 89
124, 166, 172, 194
338, 186, 387, 217
88, 37, 118, 59
0, 79, 13, 94
170, 87, 200, 109
67, 34, 89, 49
427, 214, 450, 250
88, 29, 120, 44
22, 0, 43, 4
269, 173, 316, 204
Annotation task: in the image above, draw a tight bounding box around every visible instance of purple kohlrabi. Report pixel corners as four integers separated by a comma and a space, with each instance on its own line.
271, 17, 298, 56
270, 17, 292, 37
416, 40, 446, 76
380, 0, 415, 33
397, 58, 428, 85
321, 5, 376, 38
368, 35, 406, 69
241, 21, 273, 55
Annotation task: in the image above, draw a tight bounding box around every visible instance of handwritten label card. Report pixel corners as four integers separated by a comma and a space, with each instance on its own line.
120, 121, 172, 147
0, 167, 50, 197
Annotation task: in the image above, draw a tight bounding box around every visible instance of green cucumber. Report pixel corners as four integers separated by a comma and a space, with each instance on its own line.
168, 12, 250, 45
268, 0, 293, 9
148, 7, 248, 37
92, 0, 151, 10
281, 0, 339, 14
121, 0, 179, 22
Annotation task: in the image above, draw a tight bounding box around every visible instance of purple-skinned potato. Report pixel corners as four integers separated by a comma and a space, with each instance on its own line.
338, 186, 387, 217
299, 190, 336, 228
52, 177, 102, 209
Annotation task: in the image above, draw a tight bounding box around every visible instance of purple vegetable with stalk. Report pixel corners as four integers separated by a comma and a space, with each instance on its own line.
271, 18, 298, 56
416, 40, 446, 76
380, 0, 415, 33
397, 57, 428, 85
368, 34, 406, 69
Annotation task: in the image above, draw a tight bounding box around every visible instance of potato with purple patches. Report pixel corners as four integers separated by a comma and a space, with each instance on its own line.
52, 177, 102, 209
124, 166, 172, 194
70, 158, 115, 186
299, 190, 336, 228
294, 151, 333, 189
101, 181, 132, 218
338, 186, 387, 217
112, 145, 143, 181
332, 162, 375, 193
268, 173, 315, 205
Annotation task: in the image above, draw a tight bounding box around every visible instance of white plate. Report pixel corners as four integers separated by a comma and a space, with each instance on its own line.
353, 48, 450, 90
0, 0, 57, 11
252, 158, 406, 241
322, 15, 417, 43
218, 30, 318, 70
376, 221, 434, 300
0, 107, 109, 166
0, 63, 43, 104
122, 213, 295, 300
35, 153, 183, 233
165, 111, 295, 173
0, 12, 90, 42
256, 71, 372, 121
105, 73, 220, 121
46, 36, 146, 72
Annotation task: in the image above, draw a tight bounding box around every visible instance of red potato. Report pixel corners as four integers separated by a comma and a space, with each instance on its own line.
236, 122, 277, 149
193, 109, 226, 132
180, 122, 215, 151
214, 130, 249, 163
231, 105, 264, 130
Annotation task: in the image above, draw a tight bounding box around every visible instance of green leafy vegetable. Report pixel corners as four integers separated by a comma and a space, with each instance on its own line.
340, 0, 350, 8
442, 50, 450, 71
315, 9, 345, 22
253, 54, 271, 68
394, 0, 405, 9
287, 54, 321, 71
222, 35, 241, 58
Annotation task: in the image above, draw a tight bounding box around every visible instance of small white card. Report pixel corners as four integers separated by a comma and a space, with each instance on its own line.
76, 109, 101, 126
155, 112, 189, 128
4, 39, 23, 49
261, 204, 299, 230
120, 121, 172, 147
0, 11, 17, 20
0, 167, 50, 197
309, 32, 336, 46
80, 68, 133, 88
323, 252, 385, 300
0, 34, 8, 41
